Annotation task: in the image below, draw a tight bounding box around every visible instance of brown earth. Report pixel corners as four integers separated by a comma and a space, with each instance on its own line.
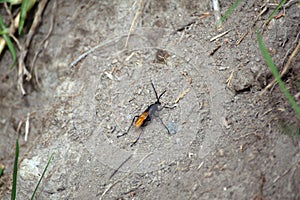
1, 0, 300, 199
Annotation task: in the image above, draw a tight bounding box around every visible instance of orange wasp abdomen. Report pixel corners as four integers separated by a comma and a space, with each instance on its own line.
134, 111, 149, 127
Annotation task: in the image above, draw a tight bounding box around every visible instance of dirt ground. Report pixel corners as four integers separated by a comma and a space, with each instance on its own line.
1, 0, 300, 199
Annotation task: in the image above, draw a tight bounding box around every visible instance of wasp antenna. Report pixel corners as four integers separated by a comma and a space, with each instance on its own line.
158, 90, 167, 101
151, 81, 160, 101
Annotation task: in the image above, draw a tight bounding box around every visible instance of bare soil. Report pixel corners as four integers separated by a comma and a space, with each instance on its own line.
1, 1, 300, 199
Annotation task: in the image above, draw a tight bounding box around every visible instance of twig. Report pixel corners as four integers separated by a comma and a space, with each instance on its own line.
284, 0, 298, 8
31, 0, 56, 88
99, 181, 121, 200
236, 31, 248, 45
272, 167, 292, 185
209, 45, 221, 56
210, 30, 231, 42
4, 3, 14, 26
70, 47, 96, 67
26, 0, 49, 49
226, 70, 234, 88
124, 0, 143, 48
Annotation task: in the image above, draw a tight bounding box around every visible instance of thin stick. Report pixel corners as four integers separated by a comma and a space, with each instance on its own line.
124, 0, 143, 48
210, 30, 231, 42
31, 0, 56, 88
99, 181, 121, 200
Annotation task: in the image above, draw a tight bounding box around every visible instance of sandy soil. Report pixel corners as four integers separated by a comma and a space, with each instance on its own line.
1, 0, 300, 199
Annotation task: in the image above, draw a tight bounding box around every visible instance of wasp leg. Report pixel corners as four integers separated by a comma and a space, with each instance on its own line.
158, 104, 176, 111
130, 129, 144, 147
152, 113, 170, 135
117, 115, 139, 138
157, 116, 171, 135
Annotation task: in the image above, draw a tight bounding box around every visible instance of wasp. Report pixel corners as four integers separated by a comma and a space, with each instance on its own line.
117, 81, 170, 146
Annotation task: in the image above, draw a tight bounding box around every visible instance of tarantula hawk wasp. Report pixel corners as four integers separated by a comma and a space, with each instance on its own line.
117, 81, 170, 146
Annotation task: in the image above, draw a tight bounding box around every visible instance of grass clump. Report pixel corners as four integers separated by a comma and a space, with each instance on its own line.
0, 0, 37, 68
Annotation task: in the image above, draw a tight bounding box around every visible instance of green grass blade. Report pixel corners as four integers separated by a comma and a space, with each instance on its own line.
265, 0, 286, 24
0, 165, 4, 177
0, 0, 21, 4
216, 0, 243, 26
19, 0, 36, 35
30, 153, 53, 200
0, 15, 17, 68
2, 34, 17, 68
18, 0, 30, 35
18, 0, 36, 35
257, 31, 300, 119
11, 139, 19, 200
